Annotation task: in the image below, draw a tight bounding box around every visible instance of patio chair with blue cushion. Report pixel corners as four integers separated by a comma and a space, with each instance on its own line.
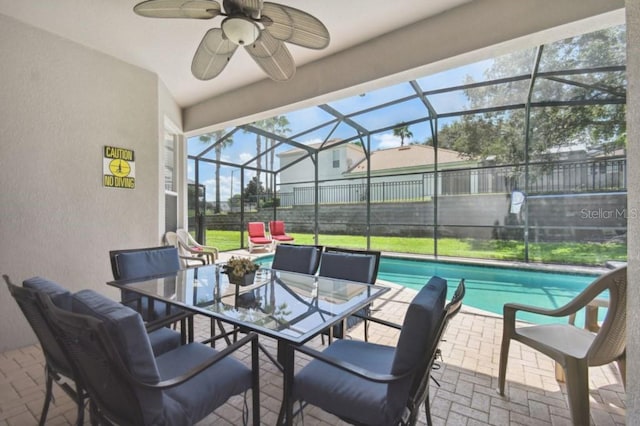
4, 275, 181, 426
498, 266, 627, 426
271, 243, 322, 275
289, 276, 450, 426
39, 288, 260, 426
109, 245, 195, 343
318, 246, 381, 341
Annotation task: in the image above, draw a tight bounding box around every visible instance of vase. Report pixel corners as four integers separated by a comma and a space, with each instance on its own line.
228, 271, 256, 286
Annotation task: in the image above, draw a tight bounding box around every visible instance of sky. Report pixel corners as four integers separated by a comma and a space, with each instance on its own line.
184, 24, 622, 205
186, 55, 504, 203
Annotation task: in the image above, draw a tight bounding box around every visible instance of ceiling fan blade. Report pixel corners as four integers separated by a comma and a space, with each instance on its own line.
191, 28, 238, 80
224, 0, 263, 17
134, 0, 221, 19
245, 30, 295, 81
261, 2, 329, 50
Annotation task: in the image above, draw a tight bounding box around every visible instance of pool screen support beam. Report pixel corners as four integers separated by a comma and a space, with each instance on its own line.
523, 46, 544, 262
313, 153, 319, 246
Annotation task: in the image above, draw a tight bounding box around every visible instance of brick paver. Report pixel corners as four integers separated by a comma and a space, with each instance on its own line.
0, 257, 626, 425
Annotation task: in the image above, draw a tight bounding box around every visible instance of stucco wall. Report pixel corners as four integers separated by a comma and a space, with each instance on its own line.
204, 193, 626, 242
0, 15, 178, 350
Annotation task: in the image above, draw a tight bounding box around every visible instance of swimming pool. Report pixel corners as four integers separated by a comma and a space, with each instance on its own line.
256, 254, 603, 325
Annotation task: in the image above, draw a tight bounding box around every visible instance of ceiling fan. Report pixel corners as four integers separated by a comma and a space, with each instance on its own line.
133, 0, 330, 81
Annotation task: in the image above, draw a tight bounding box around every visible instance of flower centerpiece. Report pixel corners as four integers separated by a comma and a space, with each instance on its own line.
223, 256, 260, 286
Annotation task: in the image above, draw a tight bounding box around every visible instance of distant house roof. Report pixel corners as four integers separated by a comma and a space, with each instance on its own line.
348, 144, 467, 175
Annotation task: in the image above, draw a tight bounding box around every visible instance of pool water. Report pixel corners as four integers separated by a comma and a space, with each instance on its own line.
255, 255, 602, 325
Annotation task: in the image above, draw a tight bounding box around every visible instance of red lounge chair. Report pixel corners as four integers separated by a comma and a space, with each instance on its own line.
269, 220, 294, 245
247, 222, 273, 253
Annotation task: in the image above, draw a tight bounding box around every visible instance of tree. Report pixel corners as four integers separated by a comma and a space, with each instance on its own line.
423, 25, 626, 164
243, 176, 265, 204
199, 131, 233, 213
260, 116, 291, 193
244, 120, 268, 188
392, 123, 413, 146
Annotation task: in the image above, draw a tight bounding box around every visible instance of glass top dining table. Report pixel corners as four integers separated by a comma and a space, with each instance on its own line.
107, 263, 390, 346
108, 263, 390, 425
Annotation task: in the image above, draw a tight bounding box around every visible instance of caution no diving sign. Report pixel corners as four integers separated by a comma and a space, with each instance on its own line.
103, 146, 136, 189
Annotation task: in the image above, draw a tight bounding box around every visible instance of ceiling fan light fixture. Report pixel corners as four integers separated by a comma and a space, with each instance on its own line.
221, 16, 259, 46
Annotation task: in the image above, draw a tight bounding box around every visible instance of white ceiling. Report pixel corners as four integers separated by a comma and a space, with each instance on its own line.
0, 0, 472, 108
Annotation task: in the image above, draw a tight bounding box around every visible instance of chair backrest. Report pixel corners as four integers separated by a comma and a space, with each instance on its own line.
5, 276, 75, 379
109, 246, 181, 280
444, 279, 466, 322
247, 222, 267, 239
269, 220, 287, 236
40, 289, 163, 425
176, 228, 198, 247
388, 276, 447, 414
587, 266, 627, 365
164, 231, 192, 257
408, 278, 465, 421
271, 244, 322, 275
318, 247, 381, 284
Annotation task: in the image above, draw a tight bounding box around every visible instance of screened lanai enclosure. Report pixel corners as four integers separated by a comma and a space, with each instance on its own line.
187, 23, 627, 266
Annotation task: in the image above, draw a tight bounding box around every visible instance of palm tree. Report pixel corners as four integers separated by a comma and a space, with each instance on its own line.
393, 123, 413, 146
199, 131, 233, 213
244, 120, 267, 205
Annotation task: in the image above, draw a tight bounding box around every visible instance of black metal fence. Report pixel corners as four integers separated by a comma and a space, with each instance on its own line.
278, 156, 626, 207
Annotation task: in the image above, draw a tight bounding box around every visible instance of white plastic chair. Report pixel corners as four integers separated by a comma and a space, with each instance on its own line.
498, 266, 626, 425
176, 228, 219, 262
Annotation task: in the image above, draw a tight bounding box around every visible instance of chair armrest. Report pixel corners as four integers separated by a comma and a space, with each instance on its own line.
183, 246, 207, 256
144, 310, 192, 333
125, 332, 259, 390
352, 312, 402, 331
180, 255, 206, 266
199, 245, 219, 255
294, 344, 413, 383
504, 293, 601, 320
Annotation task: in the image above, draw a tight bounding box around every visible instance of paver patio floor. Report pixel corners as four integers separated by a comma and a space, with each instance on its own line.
0, 254, 626, 425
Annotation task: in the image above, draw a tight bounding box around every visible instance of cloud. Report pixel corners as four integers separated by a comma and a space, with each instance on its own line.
239, 152, 254, 163
374, 133, 401, 149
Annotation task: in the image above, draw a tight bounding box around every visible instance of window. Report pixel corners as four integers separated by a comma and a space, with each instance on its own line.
164, 132, 177, 192
332, 149, 340, 168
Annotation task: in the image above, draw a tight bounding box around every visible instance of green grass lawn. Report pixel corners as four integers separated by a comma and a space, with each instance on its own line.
203, 230, 626, 266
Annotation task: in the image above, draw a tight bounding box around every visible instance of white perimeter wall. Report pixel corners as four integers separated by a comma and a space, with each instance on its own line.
0, 14, 181, 350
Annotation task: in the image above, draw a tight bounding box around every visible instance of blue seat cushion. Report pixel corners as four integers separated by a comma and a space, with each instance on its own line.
115, 247, 181, 280
114, 247, 186, 322
271, 245, 320, 275
147, 327, 181, 357
21, 277, 74, 376
23, 276, 72, 310
294, 339, 399, 426
319, 251, 377, 337
391, 276, 447, 374
71, 289, 166, 424
319, 252, 377, 284
388, 277, 447, 406
295, 277, 448, 426
156, 342, 253, 424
